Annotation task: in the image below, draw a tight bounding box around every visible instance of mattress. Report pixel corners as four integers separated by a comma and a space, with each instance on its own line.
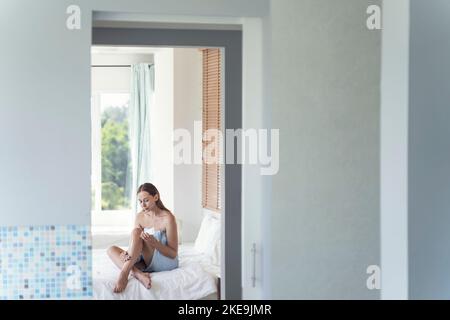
92, 243, 219, 300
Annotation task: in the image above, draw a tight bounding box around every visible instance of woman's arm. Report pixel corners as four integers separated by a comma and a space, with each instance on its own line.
134, 212, 142, 228
143, 214, 178, 259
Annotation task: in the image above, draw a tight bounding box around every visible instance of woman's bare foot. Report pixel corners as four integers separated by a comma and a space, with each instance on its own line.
114, 271, 129, 293
132, 270, 152, 289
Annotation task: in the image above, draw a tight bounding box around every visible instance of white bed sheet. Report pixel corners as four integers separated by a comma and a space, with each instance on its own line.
92, 243, 219, 300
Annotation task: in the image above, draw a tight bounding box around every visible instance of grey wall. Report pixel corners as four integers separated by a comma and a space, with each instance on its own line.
270, 0, 381, 299
409, 0, 450, 299
89, 0, 267, 17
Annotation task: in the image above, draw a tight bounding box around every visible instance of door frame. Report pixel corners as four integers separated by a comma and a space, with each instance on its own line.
92, 23, 243, 299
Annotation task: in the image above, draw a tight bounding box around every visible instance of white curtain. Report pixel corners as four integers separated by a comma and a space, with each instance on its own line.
129, 63, 154, 213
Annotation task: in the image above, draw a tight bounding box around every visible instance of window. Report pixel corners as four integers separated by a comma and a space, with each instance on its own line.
91, 92, 132, 213
202, 49, 222, 212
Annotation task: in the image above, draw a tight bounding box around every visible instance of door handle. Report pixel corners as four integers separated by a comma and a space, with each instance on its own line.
251, 243, 256, 288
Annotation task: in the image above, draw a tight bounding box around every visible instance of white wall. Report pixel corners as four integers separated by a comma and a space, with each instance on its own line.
91, 52, 154, 93
173, 48, 203, 243
270, 0, 381, 299
151, 49, 175, 212
380, 0, 409, 300
242, 18, 266, 299
0, 1, 92, 226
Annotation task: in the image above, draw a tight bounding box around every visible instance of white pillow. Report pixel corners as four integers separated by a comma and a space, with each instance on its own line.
211, 232, 221, 266
195, 212, 221, 266
194, 215, 212, 253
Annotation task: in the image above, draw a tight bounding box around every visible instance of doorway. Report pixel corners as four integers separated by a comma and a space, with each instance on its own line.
91, 25, 242, 299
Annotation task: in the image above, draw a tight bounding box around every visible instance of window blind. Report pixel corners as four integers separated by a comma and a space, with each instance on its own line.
202, 48, 222, 212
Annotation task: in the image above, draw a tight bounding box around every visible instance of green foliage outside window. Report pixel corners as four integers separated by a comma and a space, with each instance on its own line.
101, 105, 131, 210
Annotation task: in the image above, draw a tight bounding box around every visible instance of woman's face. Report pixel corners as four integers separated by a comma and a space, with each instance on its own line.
138, 191, 158, 211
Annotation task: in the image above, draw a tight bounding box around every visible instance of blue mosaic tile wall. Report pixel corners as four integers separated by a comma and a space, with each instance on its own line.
0, 225, 92, 300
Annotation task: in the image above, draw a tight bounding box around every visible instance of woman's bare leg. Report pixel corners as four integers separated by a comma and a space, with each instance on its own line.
107, 245, 152, 290
106, 228, 152, 292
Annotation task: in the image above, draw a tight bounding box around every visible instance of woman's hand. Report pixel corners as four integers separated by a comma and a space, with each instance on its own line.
119, 251, 131, 262
140, 232, 159, 248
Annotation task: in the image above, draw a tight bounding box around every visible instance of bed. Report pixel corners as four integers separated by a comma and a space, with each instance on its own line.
92, 212, 221, 300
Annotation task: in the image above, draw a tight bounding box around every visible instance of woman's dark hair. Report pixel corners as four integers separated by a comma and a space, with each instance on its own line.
137, 183, 171, 213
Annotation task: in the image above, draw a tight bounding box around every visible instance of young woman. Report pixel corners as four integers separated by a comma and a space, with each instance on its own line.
107, 183, 179, 293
